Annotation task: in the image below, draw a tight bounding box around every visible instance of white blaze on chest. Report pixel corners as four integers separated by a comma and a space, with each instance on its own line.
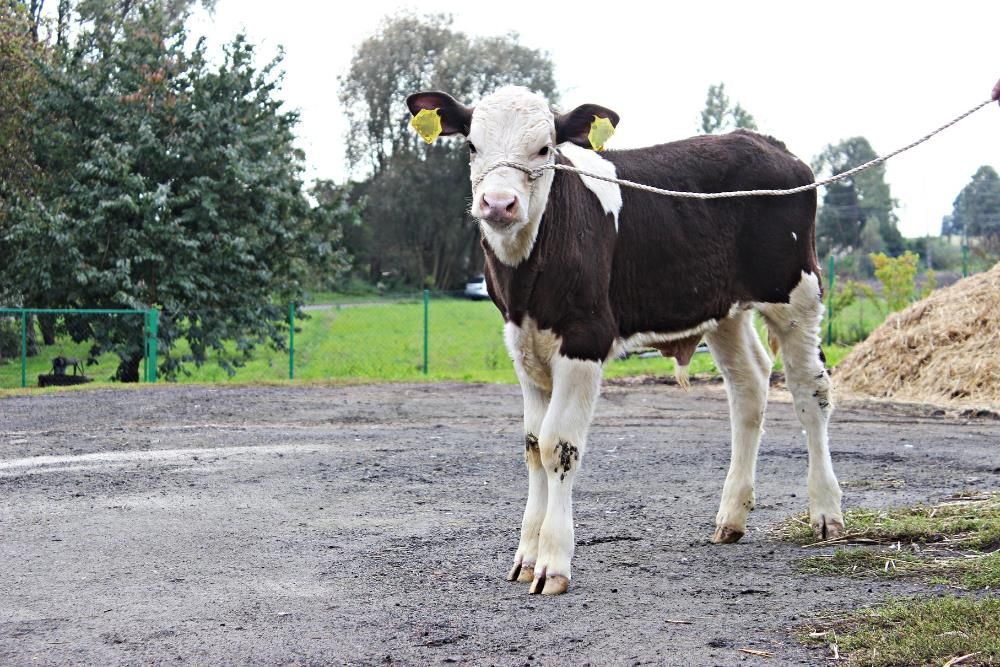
504, 317, 562, 392
558, 143, 623, 231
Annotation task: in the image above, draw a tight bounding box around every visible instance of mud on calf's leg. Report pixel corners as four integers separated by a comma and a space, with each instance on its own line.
555, 440, 579, 482
528, 355, 602, 596
530, 437, 583, 595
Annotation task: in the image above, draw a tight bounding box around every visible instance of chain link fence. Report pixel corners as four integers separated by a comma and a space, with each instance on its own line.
2, 257, 993, 389
291, 292, 511, 383
0, 308, 157, 388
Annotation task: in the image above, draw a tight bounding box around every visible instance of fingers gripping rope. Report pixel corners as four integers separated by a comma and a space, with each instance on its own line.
472, 97, 997, 200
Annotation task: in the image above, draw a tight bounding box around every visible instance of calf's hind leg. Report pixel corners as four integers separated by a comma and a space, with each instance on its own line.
705, 309, 771, 544
758, 271, 844, 539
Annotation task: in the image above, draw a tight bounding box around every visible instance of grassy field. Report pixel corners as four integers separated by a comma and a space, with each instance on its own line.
1, 297, 856, 389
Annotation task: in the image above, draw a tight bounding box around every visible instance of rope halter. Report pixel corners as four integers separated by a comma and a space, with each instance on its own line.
470, 155, 557, 193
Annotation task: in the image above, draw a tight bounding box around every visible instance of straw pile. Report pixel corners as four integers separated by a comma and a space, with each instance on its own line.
834, 262, 1000, 408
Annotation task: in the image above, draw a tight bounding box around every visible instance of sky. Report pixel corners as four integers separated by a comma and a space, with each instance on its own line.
188, 1, 999, 238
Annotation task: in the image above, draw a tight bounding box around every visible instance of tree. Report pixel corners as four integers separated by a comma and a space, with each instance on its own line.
338, 13, 558, 289
0, 3, 47, 203
311, 179, 370, 286
1, 1, 349, 380
940, 213, 958, 238
869, 251, 931, 314
0, 4, 53, 352
699, 82, 757, 135
814, 137, 902, 260
945, 166, 1000, 251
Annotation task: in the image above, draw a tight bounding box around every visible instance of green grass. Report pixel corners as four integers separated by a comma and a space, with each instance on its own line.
785, 492, 1000, 590
784, 494, 1000, 663
827, 293, 887, 345
802, 596, 1000, 666
776, 493, 1000, 550
799, 548, 1000, 590
303, 290, 426, 305
0, 339, 124, 387
2, 299, 855, 388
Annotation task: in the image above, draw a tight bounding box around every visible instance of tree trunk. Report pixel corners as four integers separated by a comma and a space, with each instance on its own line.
39, 314, 57, 345
115, 352, 142, 383
26, 315, 39, 357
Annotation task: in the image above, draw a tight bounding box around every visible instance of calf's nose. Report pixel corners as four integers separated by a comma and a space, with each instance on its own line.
480, 192, 518, 223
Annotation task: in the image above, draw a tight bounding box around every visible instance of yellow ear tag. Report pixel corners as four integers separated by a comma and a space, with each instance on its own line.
588, 115, 616, 151
411, 108, 443, 144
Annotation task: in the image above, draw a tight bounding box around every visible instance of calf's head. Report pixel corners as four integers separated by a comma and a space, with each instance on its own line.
406, 86, 619, 266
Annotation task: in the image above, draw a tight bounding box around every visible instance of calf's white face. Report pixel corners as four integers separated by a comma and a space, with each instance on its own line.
406, 86, 620, 266
467, 87, 555, 229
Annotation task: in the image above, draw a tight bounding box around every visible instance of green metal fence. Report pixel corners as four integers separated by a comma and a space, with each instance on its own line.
0, 259, 981, 389
283, 290, 509, 384
0, 307, 158, 387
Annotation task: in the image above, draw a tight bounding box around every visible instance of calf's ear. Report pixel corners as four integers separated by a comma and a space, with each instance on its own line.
555, 104, 620, 150
406, 91, 474, 137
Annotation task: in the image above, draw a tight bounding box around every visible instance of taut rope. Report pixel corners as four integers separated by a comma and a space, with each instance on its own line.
473, 98, 995, 199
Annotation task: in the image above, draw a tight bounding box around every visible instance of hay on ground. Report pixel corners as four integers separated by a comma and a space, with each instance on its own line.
834, 262, 1000, 408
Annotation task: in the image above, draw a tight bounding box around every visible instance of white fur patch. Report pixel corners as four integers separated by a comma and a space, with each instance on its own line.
505, 317, 563, 392
755, 272, 822, 331
610, 304, 741, 360
558, 143, 623, 231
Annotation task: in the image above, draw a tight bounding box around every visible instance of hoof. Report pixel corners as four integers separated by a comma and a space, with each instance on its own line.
507, 561, 534, 583
528, 571, 569, 595
711, 526, 744, 544
813, 516, 846, 541
541, 574, 569, 595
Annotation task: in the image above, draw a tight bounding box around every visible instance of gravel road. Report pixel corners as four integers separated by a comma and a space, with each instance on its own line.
1, 381, 997, 665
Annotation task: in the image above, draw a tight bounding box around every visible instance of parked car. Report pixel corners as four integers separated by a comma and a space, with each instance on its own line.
464, 274, 490, 300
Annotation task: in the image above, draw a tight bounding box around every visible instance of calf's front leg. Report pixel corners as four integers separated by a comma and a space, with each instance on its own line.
529, 355, 603, 595
507, 381, 550, 584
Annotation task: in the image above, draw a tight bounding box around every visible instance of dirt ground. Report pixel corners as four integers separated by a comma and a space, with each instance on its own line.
1, 380, 998, 665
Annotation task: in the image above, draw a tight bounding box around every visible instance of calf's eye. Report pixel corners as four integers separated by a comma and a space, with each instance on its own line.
468, 142, 477, 154
538, 146, 549, 156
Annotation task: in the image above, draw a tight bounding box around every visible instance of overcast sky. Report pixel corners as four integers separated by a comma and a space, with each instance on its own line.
189, 1, 999, 238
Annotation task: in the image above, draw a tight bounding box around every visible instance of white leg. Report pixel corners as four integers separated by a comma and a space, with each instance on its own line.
507, 379, 550, 583
529, 354, 602, 595
758, 272, 844, 539
705, 310, 771, 544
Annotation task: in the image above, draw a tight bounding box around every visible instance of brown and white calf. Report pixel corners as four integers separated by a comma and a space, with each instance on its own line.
407, 86, 844, 595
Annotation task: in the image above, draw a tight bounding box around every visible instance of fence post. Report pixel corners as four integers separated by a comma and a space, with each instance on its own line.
145, 309, 158, 383
289, 302, 295, 380
826, 255, 835, 347
962, 243, 969, 278
20, 309, 27, 388
423, 290, 429, 376
143, 311, 148, 383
